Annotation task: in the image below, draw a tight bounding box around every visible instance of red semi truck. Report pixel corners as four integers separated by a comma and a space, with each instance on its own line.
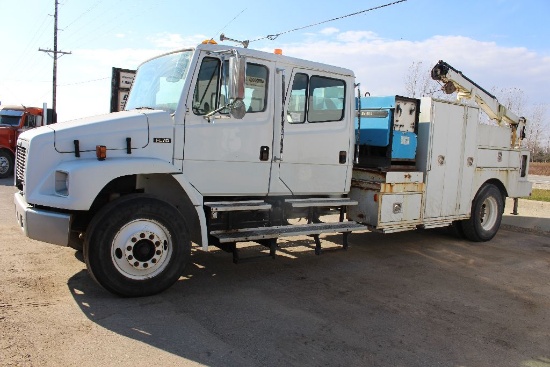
0, 105, 52, 178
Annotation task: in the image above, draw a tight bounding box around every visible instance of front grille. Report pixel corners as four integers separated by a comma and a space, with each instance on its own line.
15, 146, 26, 189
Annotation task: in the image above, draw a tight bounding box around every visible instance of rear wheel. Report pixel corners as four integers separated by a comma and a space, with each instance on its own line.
460, 184, 504, 242
84, 194, 190, 297
0, 150, 13, 178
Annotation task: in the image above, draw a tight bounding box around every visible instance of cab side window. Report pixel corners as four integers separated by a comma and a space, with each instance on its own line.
25, 115, 36, 128
287, 73, 308, 124
243, 64, 268, 113
287, 73, 345, 124
192, 57, 221, 115
309, 76, 345, 123
193, 58, 268, 116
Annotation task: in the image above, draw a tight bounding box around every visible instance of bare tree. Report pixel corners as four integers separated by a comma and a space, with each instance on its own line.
525, 103, 549, 161
404, 61, 447, 99
493, 87, 526, 116
404, 63, 549, 161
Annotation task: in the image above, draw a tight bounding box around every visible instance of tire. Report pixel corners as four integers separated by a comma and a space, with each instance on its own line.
84, 194, 191, 297
0, 150, 13, 179
460, 184, 504, 242
448, 220, 465, 239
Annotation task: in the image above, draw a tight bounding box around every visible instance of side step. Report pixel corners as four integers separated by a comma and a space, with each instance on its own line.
285, 197, 358, 208
210, 221, 367, 262
204, 200, 272, 212
207, 197, 362, 263
210, 222, 366, 243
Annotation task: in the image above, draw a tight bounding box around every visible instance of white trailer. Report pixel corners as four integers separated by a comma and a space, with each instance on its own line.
13, 43, 532, 296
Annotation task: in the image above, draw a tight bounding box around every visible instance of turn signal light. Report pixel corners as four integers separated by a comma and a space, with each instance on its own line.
96, 145, 107, 160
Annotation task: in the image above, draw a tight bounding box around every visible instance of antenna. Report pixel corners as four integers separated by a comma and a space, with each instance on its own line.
209, 8, 246, 43
219, 34, 249, 48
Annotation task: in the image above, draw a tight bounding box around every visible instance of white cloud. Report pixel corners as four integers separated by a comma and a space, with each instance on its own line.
147, 33, 209, 49
319, 27, 339, 35
335, 30, 380, 42
276, 34, 550, 110
4, 31, 548, 123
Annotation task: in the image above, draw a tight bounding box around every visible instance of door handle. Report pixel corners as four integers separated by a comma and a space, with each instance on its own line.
260, 146, 270, 161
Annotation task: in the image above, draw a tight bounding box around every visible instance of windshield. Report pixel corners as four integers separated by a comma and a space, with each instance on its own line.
125, 50, 193, 113
0, 110, 23, 126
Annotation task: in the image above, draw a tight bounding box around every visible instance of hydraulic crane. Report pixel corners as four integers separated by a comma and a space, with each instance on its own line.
431, 60, 527, 148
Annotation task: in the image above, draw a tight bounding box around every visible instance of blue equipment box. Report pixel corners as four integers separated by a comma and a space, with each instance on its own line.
355, 96, 419, 162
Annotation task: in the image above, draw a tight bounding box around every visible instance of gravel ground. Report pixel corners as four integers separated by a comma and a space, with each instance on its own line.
1, 176, 549, 367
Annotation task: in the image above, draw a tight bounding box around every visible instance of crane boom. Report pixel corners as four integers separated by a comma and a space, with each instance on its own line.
431, 60, 526, 147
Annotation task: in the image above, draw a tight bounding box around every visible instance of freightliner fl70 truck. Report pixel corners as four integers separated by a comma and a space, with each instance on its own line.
14, 41, 532, 296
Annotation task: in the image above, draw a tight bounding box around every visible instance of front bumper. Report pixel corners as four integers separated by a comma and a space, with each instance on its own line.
14, 192, 71, 246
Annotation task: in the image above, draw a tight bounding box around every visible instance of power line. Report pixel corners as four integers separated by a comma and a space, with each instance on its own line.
61, 1, 154, 50
58, 77, 109, 86
63, 0, 104, 31
249, 0, 407, 43
7, 15, 52, 77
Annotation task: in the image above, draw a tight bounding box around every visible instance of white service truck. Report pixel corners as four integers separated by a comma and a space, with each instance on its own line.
14, 42, 532, 296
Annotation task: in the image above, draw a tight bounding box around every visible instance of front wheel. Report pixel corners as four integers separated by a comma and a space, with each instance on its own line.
84, 194, 191, 297
0, 150, 13, 178
460, 184, 504, 242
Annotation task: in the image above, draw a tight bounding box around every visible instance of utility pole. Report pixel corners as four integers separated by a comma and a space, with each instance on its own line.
39, 0, 71, 120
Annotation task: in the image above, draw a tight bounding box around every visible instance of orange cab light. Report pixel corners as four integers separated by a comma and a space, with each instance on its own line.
202, 39, 217, 45
96, 145, 107, 160
274, 48, 283, 55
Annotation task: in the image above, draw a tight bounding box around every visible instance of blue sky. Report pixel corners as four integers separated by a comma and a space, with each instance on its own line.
1, 0, 549, 125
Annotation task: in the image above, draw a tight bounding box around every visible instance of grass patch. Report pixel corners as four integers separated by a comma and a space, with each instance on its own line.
525, 189, 550, 202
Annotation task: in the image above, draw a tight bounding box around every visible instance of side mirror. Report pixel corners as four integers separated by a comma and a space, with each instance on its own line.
203, 52, 247, 122
228, 53, 247, 119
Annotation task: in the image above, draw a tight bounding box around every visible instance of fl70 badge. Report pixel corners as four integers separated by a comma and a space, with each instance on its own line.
153, 138, 171, 143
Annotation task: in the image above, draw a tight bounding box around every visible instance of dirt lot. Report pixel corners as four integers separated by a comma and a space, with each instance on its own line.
1, 177, 549, 367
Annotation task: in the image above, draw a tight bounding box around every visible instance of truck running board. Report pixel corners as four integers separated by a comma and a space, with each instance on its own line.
210, 221, 366, 263
210, 221, 366, 243
285, 198, 358, 208
207, 197, 361, 263
204, 200, 272, 212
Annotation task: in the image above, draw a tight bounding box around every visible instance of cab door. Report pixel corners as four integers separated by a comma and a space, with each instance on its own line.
268, 68, 353, 196
182, 53, 275, 196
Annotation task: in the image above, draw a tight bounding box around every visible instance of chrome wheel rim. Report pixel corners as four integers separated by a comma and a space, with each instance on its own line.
0, 156, 9, 175
480, 196, 498, 231
111, 219, 172, 280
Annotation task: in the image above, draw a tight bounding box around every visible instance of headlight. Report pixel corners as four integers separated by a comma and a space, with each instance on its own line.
55, 171, 69, 196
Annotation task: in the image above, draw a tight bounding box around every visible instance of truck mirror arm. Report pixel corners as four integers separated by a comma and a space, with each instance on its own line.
203, 99, 246, 123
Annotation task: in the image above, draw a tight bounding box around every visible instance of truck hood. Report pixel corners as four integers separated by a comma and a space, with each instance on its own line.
50, 110, 152, 153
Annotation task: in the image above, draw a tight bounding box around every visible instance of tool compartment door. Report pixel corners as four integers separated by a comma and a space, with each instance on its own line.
420, 100, 478, 219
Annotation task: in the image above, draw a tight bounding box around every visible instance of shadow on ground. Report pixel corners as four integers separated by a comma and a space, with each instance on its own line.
67, 228, 550, 367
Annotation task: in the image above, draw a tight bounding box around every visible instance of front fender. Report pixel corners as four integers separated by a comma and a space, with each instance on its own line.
0, 145, 15, 154
27, 157, 181, 210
